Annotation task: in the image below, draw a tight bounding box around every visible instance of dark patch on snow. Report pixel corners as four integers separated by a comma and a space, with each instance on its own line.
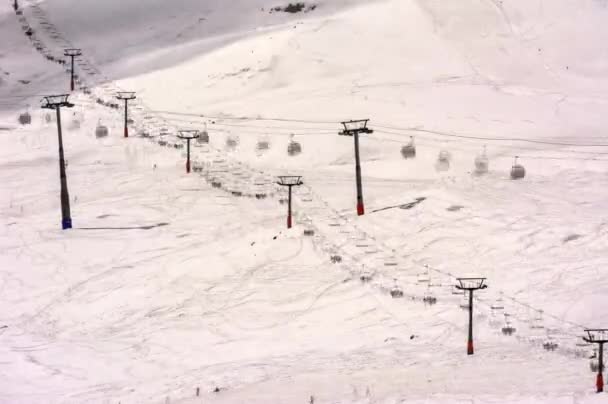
372, 197, 426, 213
400, 197, 426, 210
269, 2, 317, 13
563, 234, 582, 243
96, 214, 113, 219
447, 205, 464, 212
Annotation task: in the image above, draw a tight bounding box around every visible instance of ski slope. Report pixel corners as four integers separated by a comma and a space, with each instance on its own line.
1, 0, 608, 403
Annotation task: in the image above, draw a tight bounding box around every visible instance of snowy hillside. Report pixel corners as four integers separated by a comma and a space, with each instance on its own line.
1, 0, 608, 403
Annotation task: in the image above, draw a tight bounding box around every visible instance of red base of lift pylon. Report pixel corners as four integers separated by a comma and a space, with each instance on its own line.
597, 373, 604, 393
467, 340, 474, 355
357, 202, 365, 216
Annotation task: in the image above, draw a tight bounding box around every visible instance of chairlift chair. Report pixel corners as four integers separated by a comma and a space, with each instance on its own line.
435, 149, 451, 171
501, 313, 517, 335
225, 136, 239, 150
589, 348, 604, 372
256, 138, 270, 152
390, 286, 404, 298
510, 156, 526, 180
438, 150, 450, 163
68, 113, 81, 130
95, 120, 109, 138
287, 139, 302, 156
330, 254, 342, 264
198, 123, 209, 144
543, 340, 559, 351
400, 136, 416, 159
360, 271, 373, 283
474, 146, 489, 175
18, 110, 32, 125
423, 294, 438, 305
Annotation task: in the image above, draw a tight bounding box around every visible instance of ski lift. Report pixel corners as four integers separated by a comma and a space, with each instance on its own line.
474, 146, 489, 175
510, 156, 526, 180
423, 292, 438, 305
95, 120, 109, 138
256, 138, 270, 153
68, 112, 81, 130
255, 192, 267, 200
330, 254, 342, 264
360, 271, 373, 283
302, 218, 315, 236
589, 349, 604, 372
192, 162, 204, 173
211, 180, 222, 189
543, 340, 559, 351
225, 135, 239, 150
384, 257, 398, 267
287, 137, 302, 156
501, 314, 516, 335
417, 271, 431, 285
530, 310, 545, 330
459, 293, 470, 310
390, 286, 404, 298
138, 129, 151, 138
18, 110, 31, 125
44, 112, 54, 124
400, 136, 416, 159
198, 124, 209, 144
435, 149, 450, 171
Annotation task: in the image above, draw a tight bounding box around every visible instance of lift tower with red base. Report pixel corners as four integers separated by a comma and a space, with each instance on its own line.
277, 176, 303, 229
116, 92, 136, 138
339, 119, 373, 216
583, 329, 608, 393
455, 277, 488, 355
177, 130, 200, 173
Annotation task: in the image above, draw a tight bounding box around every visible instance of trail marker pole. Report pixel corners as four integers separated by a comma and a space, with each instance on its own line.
456, 277, 488, 355
583, 329, 608, 393
116, 92, 136, 138
42, 95, 74, 229
277, 176, 303, 229
339, 119, 373, 216
177, 130, 200, 173
63, 49, 82, 92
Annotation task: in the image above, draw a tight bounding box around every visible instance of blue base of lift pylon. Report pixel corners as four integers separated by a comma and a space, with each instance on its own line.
62, 218, 72, 230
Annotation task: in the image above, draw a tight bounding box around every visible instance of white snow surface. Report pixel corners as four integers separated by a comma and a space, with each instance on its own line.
1, 0, 608, 403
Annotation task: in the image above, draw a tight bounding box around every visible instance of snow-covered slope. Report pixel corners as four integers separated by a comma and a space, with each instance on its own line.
1, 0, 607, 403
